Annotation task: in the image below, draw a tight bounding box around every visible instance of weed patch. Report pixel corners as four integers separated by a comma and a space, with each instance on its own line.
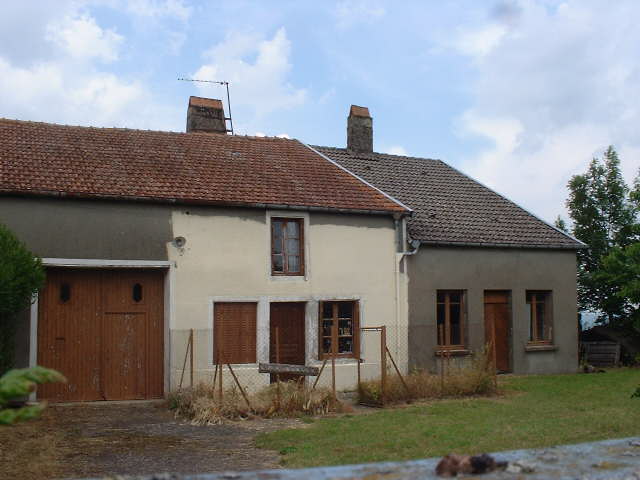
169, 382, 351, 424
359, 350, 496, 405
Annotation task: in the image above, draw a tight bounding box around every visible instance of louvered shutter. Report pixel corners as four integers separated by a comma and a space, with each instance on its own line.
214, 302, 257, 364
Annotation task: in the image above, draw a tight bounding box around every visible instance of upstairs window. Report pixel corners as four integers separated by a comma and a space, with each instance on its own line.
271, 218, 304, 276
527, 291, 552, 343
319, 301, 359, 359
437, 290, 465, 348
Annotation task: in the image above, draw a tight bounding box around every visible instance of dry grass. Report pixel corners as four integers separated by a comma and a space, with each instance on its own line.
169, 381, 351, 424
359, 350, 496, 405
0, 409, 68, 480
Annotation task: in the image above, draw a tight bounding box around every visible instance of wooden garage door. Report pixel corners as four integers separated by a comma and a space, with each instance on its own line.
37, 268, 165, 402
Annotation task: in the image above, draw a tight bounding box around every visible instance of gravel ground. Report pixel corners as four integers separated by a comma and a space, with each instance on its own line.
1, 401, 304, 480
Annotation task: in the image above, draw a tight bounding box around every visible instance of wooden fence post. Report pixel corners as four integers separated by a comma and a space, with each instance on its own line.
311, 359, 328, 392
189, 328, 194, 388
218, 350, 223, 404
276, 326, 281, 409
179, 330, 191, 390
386, 346, 410, 397
380, 326, 387, 406
438, 324, 444, 393
331, 340, 336, 400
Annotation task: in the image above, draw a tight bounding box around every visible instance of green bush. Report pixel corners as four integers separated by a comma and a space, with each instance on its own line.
0, 366, 66, 425
0, 223, 45, 374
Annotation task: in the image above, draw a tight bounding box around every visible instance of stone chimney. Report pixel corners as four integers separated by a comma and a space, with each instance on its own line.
347, 105, 373, 153
186, 96, 227, 134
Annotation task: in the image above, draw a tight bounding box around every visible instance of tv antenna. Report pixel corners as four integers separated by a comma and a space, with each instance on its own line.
178, 77, 234, 135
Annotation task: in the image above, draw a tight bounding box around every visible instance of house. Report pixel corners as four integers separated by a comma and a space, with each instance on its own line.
1, 97, 583, 403
315, 106, 584, 374
0, 97, 411, 402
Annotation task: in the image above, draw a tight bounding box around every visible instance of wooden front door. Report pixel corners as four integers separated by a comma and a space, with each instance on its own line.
484, 291, 511, 373
37, 268, 165, 402
269, 302, 306, 382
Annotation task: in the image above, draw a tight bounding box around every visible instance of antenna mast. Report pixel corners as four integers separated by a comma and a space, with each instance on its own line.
178, 78, 234, 135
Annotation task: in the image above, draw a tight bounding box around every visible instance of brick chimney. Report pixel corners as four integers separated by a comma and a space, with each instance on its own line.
186, 96, 227, 134
347, 105, 373, 153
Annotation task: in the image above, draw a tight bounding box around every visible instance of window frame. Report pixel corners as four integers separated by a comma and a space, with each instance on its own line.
318, 300, 360, 360
271, 217, 305, 276
436, 290, 466, 350
526, 291, 553, 344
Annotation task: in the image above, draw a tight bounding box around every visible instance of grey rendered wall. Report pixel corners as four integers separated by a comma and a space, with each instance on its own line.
0, 196, 173, 369
407, 246, 579, 375
0, 196, 173, 260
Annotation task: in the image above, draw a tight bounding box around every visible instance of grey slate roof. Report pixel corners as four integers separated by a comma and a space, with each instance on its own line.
313, 146, 584, 249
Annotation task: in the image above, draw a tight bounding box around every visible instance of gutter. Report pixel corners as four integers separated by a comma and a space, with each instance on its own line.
415, 239, 587, 250
0, 190, 404, 217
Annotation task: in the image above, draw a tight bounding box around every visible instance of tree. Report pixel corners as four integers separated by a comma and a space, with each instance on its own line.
0, 224, 45, 374
0, 366, 65, 425
554, 216, 568, 233
565, 146, 638, 323
598, 242, 640, 332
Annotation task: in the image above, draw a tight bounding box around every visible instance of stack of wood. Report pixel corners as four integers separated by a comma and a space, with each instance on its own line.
581, 341, 621, 368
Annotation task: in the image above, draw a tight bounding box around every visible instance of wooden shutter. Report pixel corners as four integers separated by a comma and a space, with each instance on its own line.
214, 302, 257, 364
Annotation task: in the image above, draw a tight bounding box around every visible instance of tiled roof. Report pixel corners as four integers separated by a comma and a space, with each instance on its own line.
0, 119, 407, 215
313, 146, 584, 249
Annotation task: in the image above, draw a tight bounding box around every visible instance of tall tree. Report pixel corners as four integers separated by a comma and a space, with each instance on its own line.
566, 146, 637, 323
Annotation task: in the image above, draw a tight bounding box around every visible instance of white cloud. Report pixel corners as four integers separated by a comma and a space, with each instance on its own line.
47, 14, 123, 62
454, 0, 640, 221
384, 145, 408, 156
0, 6, 181, 131
452, 23, 507, 59
192, 28, 306, 131
333, 0, 385, 29
125, 0, 192, 22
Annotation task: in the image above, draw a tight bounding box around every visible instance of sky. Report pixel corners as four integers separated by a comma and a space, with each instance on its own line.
1, 0, 639, 223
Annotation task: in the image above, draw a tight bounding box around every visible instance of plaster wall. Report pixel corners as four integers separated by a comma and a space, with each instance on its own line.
167, 206, 403, 391
0, 196, 172, 260
407, 246, 579, 375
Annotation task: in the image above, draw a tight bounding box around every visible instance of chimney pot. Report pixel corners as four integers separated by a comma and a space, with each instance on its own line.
186, 96, 227, 134
347, 105, 373, 153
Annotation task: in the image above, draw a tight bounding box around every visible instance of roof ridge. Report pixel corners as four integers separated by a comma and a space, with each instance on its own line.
310, 144, 439, 161
0, 118, 297, 142
302, 143, 413, 214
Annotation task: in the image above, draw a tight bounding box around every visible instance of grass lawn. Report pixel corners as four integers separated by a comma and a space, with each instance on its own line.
255, 368, 640, 468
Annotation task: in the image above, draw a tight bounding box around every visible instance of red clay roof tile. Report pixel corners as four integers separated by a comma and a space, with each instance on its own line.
0, 119, 407, 215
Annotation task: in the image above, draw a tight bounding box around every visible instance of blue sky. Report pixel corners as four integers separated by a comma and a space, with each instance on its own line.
1, 0, 639, 222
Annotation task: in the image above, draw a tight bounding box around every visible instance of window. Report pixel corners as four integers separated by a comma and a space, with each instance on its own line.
436, 290, 465, 348
213, 302, 257, 364
526, 291, 552, 343
319, 301, 359, 359
59, 283, 71, 303
132, 283, 143, 302
271, 218, 304, 276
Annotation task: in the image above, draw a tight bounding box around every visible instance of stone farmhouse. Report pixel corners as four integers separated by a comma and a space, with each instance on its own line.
0, 97, 583, 402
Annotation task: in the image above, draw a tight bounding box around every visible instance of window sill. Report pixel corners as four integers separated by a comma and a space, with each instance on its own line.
269, 275, 308, 283
525, 343, 557, 352
314, 357, 360, 366
435, 349, 471, 357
